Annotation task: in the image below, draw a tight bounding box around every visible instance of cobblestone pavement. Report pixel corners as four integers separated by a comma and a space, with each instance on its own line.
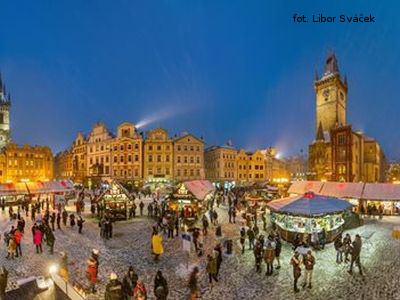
0, 200, 399, 300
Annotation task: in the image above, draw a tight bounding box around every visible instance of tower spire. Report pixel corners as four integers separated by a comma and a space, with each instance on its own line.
0, 72, 3, 94
316, 121, 324, 141
314, 67, 319, 81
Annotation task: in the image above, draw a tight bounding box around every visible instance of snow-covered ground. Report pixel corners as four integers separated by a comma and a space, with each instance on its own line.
0, 200, 399, 300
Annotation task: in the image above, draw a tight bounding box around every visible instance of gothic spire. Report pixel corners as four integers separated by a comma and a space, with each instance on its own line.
7, 92, 11, 103
324, 52, 339, 75
344, 74, 348, 86
0, 72, 3, 94
316, 121, 324, 141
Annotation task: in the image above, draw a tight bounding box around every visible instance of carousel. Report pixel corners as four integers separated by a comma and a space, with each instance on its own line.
95, 181, 134, 220
267, 192, 353, 243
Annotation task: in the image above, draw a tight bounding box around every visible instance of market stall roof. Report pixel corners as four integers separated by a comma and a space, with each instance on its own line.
287, 181, 324, 195
362, 183, 400, 201
319, 182, 364, 199
26, 180, 74, 194
288, 181, 400, 201
267, 192, 352, 216
183, 180, 215, 200
95, 181, 132, 203
0, 183, 29, 196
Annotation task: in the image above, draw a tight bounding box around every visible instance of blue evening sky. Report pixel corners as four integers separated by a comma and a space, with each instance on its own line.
0, 1, 399, 159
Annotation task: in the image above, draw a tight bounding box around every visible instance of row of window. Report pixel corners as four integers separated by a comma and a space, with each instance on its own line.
147, 145, 171, 151
148, 154, 170, 163
8, 160, 46, 168
113, 144, 140, 151
177, 145, 201, 152
238, 173, 264, 179
148, 168, 171, 176
238, 164, 264, 170
176, 169, 201, 177
113, 168, 140, 177
177, 156, 201, 164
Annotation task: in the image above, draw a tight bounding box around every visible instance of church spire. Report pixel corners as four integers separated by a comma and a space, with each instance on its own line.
314, 68, 319, 81
324, 52, 339, 75
316, 121, 324, 141
0, 72, 3, 94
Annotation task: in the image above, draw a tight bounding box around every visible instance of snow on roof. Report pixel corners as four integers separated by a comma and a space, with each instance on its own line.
319, 181, 364, 199
362, 183, 400, 201
267, 192, 352, 216
184, 180, 215, 200
288, 181, 400, 201
287, 181, 324, 195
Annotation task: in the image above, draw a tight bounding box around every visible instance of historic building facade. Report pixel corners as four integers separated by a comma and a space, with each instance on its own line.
173, 133, 205, 181
204, 144, 237, 184
0, 144, 53, 183
309, 53, 385, 182
110, 122, 143, 184
54, 149, 73, 179
143, 128, 173, 181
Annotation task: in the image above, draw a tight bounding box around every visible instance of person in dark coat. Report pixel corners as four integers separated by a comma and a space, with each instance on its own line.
62, 210, 68, 227
202, 215, 209, 236
139, 201, 144, 217
348, 234, 363, 275
253, 241, 263, 273
0, 266, 8, 300
240, 227, 246, 254
105, 272, 124, 300
334, 234, 343, 264
122, 266, 138, 299
56, 212, 61, 229
291, 251, 302, 293
69, 214, 76, 228
50, 213, 56, 231
77, 216, 85, 234
247, 228, 255, 250
214, 244, 223, 276
154, 270, 168, 300
188, 267, 199, 299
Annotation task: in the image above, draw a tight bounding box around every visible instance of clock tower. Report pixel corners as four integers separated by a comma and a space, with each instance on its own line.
314, 53, 347, 137
0, 72, 11, 149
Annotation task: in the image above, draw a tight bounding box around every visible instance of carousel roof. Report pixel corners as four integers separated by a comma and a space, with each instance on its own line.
267, 192, 352, 216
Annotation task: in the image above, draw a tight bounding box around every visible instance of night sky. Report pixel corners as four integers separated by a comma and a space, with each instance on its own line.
0, 1, 399, 159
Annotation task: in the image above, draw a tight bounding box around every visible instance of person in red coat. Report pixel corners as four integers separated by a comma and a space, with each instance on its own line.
86, 255, 98, 293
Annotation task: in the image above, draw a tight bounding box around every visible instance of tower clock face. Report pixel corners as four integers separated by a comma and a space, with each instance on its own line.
323, 89, 330, 101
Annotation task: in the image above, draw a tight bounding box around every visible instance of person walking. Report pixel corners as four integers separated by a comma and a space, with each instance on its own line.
343, 233, 352, 263
56, 212, 61, 229
77, 216, 85, 234
188, 267, 199, 300
240, 227, 246, 254
122, 266, 138, 299
202, 215, 209, 236
86, 254, 98, 293
50, 212, 56, 231
290, 251, 302, 293
253, 241, 263, 273
133, 280, 147, 299
152, 231, 164, 262
6, 235, 16, 259
62, 210, 68, 227
154, 270, 168, 300
264, 235, 276, 276
334, 234, 343, 264
214, 244, 223, 277
33, 228, 43, 254
302, 250, 315, 289
139, 201, 144, 217
206, 254, 218, 286
348, 234, 363, 275
247, 227, 255, 250
14, 228, 23, 257
105, 272, 124, 300
69, 214, 76, 228
46, 227, 56, 254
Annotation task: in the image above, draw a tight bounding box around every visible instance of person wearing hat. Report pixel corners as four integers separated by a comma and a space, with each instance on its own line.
105, 272, 124, 300
122, 266, 138, 299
